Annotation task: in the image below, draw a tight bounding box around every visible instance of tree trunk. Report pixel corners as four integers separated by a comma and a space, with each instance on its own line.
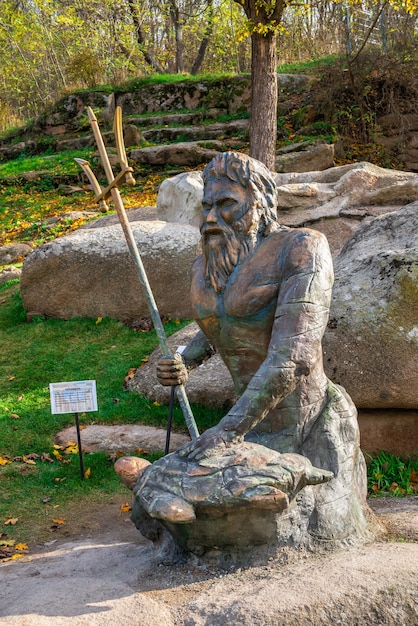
191, 0, 214, 75
126, 0, 165, 74
249, 30, 277, 170
169, 0, 184, 73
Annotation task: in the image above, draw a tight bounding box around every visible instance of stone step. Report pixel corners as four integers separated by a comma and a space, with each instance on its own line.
140, 119, 248, 143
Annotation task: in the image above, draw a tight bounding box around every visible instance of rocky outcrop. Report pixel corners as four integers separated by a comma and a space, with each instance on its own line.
20, 220, 200, 321
156, 162, 418, 255
141, 119, 248, 144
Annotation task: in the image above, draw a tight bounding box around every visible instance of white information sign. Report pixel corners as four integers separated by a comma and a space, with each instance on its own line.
49, 380, 98, 415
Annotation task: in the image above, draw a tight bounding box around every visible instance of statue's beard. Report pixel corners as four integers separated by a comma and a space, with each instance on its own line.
202, 217, 257, 293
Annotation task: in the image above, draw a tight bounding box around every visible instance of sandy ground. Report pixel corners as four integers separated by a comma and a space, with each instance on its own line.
0, 497, 416, 625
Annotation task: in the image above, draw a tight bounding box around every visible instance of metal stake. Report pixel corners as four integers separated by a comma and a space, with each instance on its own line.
74, 412, 85, 480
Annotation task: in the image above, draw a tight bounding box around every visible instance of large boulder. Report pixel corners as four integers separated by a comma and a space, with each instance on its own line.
323, 202, 418, 410
20, 220, 200, 321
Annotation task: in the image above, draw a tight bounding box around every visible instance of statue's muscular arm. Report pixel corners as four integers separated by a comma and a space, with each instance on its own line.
180, 230, 334, 461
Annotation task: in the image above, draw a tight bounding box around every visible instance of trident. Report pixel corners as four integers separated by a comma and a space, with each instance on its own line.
75, 106, 199, 441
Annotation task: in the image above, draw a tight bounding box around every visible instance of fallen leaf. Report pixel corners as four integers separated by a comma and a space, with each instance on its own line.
0, 456, 11, 466
53, 445, 64, 450
8, 376, 15, 381
41, 453, 54, 463
84, 467, 91, 479
17, 394, 24, 401
95, 316, 103, 324
64, 445, 79, 454
25, 453, 40, 461
22, 456, 36, 465
51, 518, 66, 525
5, 518, 18, 526
15, 542, 29, 551
53, 477, 66, 483
9, 413, 20, 419
53, 450, 64, 461
153, 401, 161, 407
124, 367, 137, 382
11, 553, 24, 560
120, 503, 132, 512
0, 539, 15, 547
134, 448, 149, 455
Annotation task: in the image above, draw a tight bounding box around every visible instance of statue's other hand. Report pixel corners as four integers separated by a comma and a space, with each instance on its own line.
157, 353, 188, 386
178, 426, 240, 462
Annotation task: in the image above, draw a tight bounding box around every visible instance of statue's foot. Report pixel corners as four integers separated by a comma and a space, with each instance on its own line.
114, 456, 151, 490
144, 491, 196, 523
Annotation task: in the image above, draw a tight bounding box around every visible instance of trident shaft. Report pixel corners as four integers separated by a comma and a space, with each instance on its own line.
76, 106, 199, 440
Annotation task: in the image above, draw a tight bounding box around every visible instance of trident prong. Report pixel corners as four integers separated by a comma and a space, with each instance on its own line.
114, 106, 136, 186
74, 158, 109, 213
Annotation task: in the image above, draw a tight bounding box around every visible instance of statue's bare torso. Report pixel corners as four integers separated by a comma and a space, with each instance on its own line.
190, 226, 332, 452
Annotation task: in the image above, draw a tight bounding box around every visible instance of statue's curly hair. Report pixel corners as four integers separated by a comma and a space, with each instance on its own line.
202, 151, 279, 235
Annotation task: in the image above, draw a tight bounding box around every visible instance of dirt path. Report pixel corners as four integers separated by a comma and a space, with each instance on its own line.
0, 498, 416, 625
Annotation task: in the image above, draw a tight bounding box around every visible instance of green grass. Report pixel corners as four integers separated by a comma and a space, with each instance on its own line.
277, 55, 343, 74
0, 149, 94, 179
367, 451, 418, 497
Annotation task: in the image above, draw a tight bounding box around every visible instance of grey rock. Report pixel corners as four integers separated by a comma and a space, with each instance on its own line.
157, 171, 204, 228
0, 266, 21, 285
20, 220, 200, 321
0, 243, 32, 265
129, 141, 224, 166
275, 141, 335, 173
153, 162, 418, 256
358, 409, 418, 457
123, 124, 145, 147
323, 202, 418, 409
55, 424, 189, 453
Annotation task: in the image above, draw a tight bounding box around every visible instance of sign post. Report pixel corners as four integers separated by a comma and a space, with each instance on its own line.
50, 380, 98, 480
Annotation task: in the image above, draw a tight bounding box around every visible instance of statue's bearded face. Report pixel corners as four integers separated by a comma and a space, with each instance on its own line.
201, 178, 259, 293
